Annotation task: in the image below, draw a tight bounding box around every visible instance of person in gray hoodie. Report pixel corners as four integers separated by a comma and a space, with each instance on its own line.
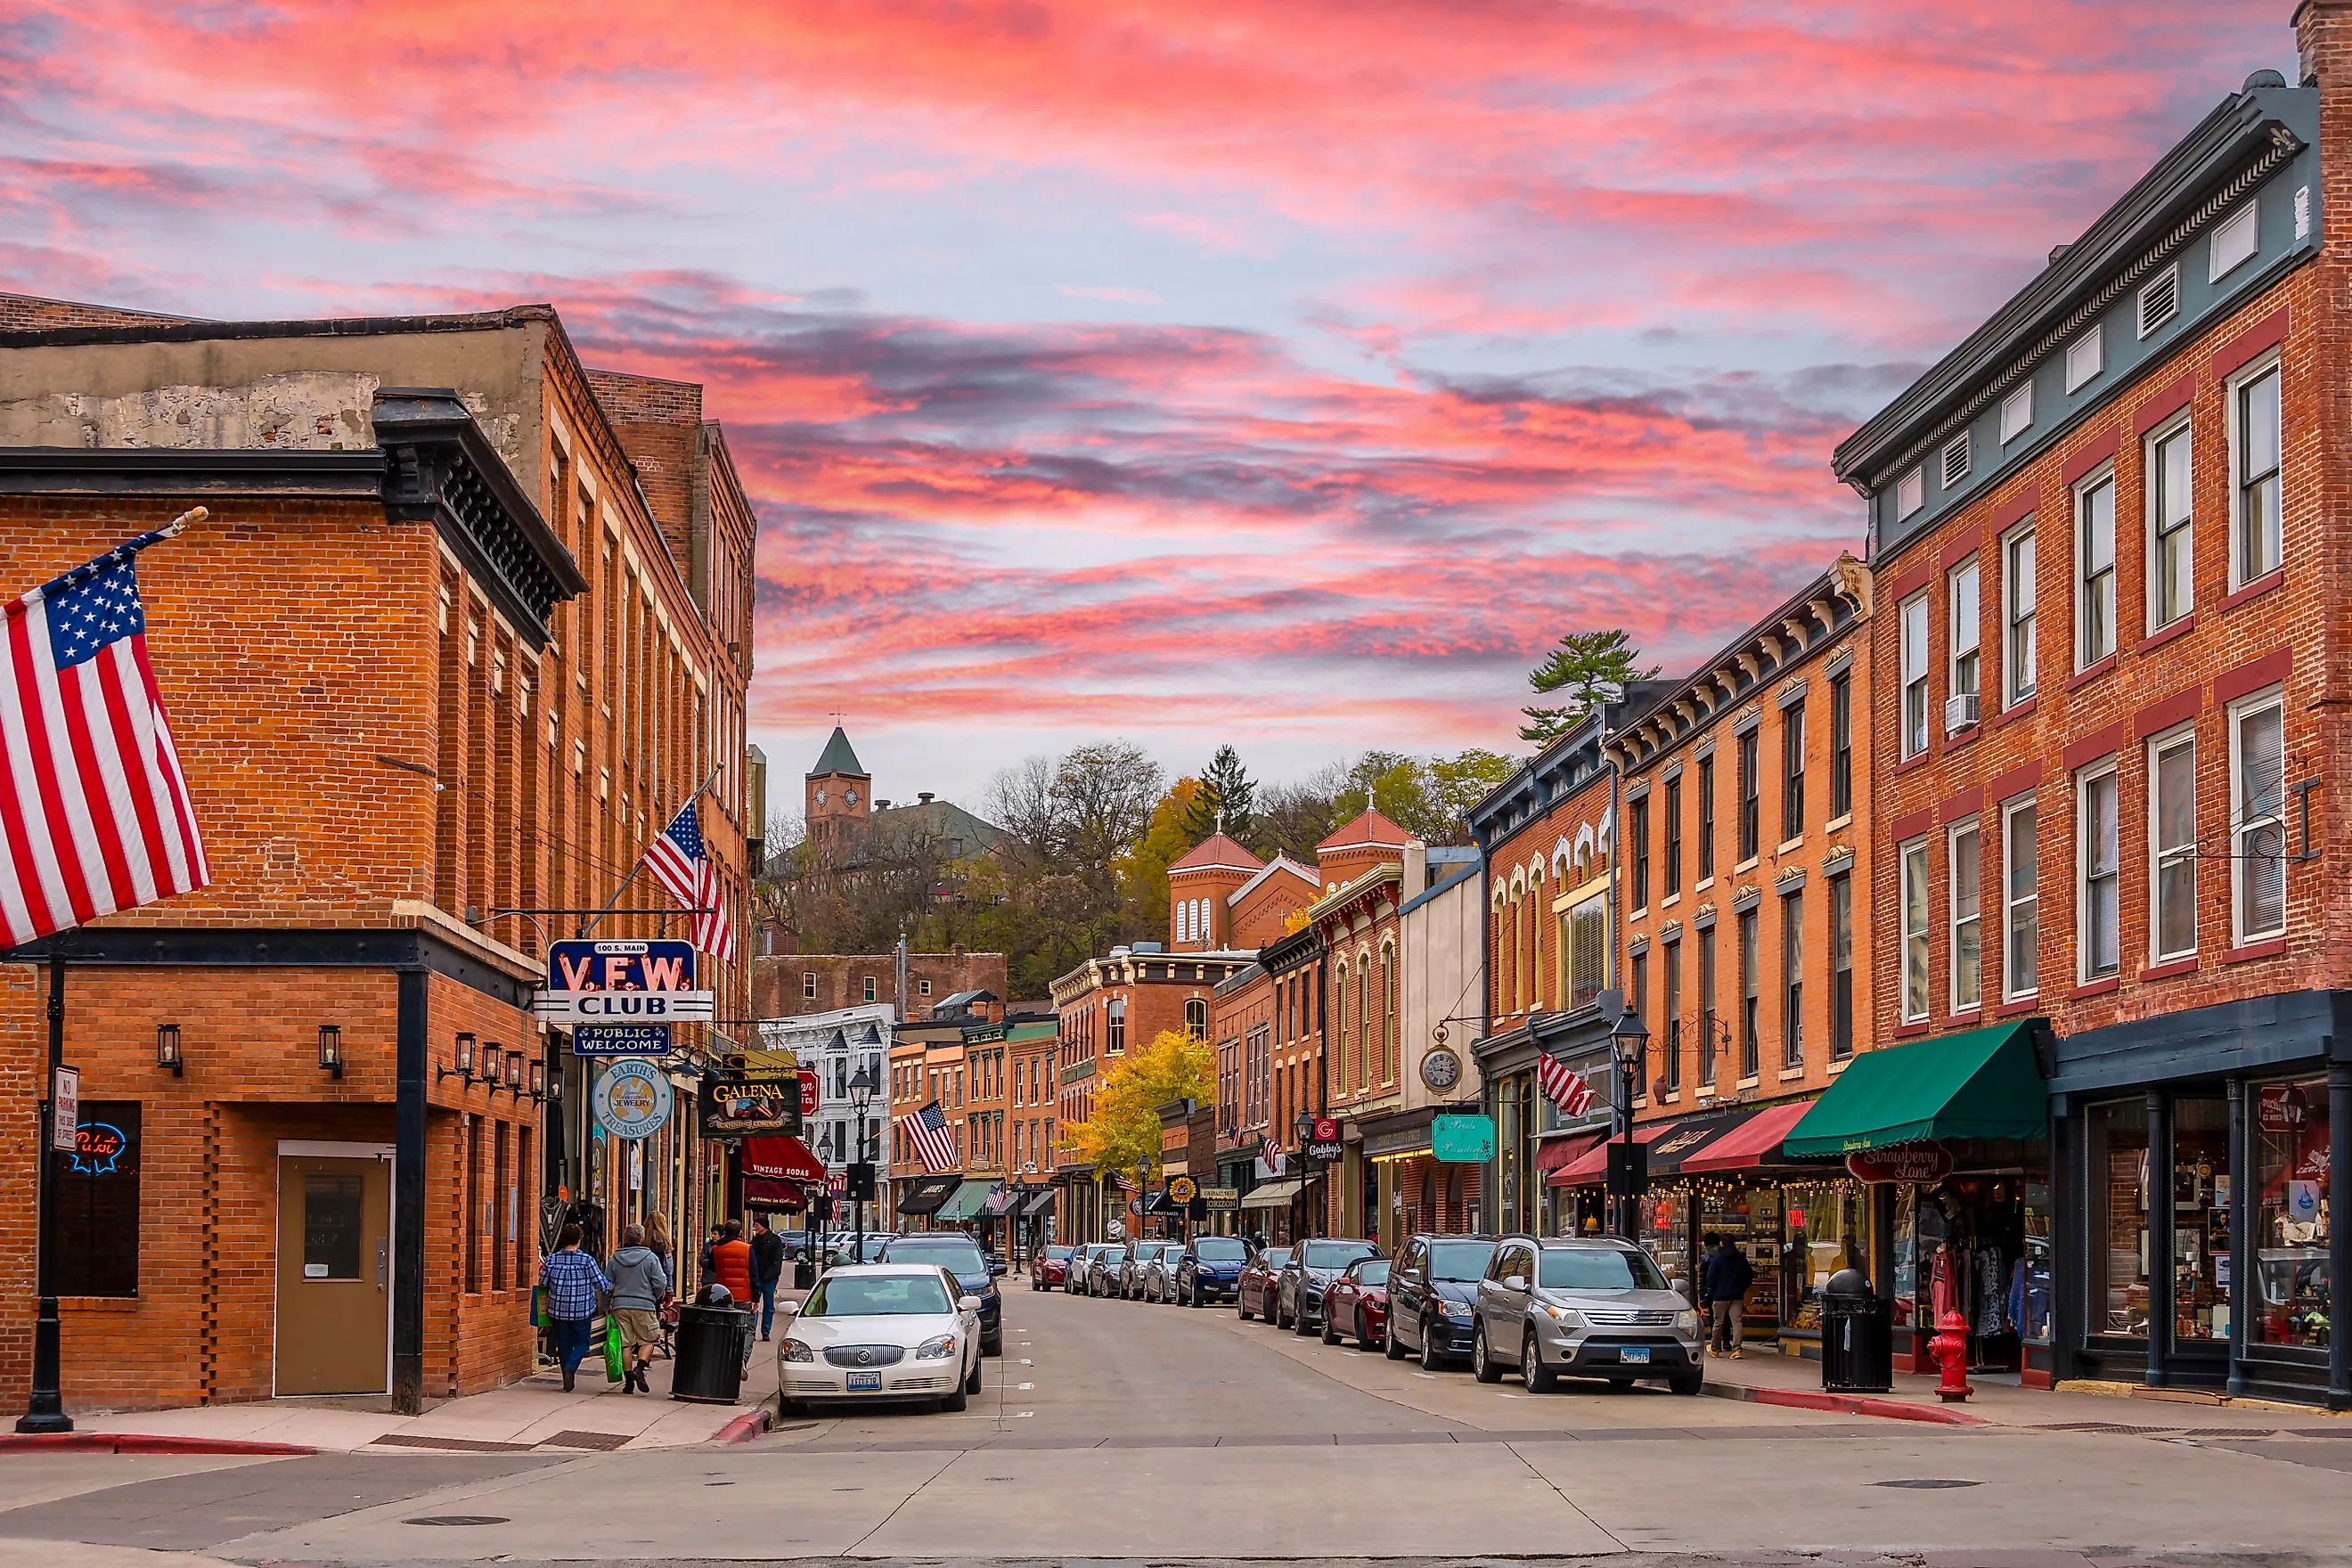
606, 1225, 671, 1393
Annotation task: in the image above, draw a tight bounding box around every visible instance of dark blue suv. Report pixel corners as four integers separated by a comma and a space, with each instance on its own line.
1173, 1235, 1253, 1307
878, 1233, 1006, 1355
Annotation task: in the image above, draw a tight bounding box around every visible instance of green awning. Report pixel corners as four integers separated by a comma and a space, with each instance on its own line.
933, 1180, 999, 1221
1782, 1020, 2047, 1157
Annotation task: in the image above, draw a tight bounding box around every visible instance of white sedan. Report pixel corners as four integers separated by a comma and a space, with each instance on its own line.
776, 1264, 984, 1414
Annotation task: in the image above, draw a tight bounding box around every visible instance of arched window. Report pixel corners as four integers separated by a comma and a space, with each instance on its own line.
1382, 943, 1398, 1083
1107, 997, 1126, 1053
1334, 960, 1350, 1090
1184, 997, 1207, 1039
1356, 958, 1371, 1089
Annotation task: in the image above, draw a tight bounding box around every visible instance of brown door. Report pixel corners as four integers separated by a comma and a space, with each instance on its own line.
276, 1155, 391, 1395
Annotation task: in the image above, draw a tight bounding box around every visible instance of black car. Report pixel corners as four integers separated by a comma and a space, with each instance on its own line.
1384, 1234, 1497, 1369
1173, 1235, 1253, 1306
876, 1232, 1007, 1355
1274, 1237, 1378, 1334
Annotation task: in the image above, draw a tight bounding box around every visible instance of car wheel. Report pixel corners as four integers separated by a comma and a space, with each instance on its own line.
1472, 1323, 1501, 1383
1669, 1372, 1703, 1396
982, 1332, 1000, 1359
964, 1356, 984, 1395
1522, 1330, 1556, 1393
943, 1374, 968, 1413
1418, 1321, 1443, 1371
776, 1396, 804, 1418
1384, 1315, 1406, 1360
1237, 1290, 1251, 1321
1294, 1299, 1316, 1337
1321, 1310, 1341, 1345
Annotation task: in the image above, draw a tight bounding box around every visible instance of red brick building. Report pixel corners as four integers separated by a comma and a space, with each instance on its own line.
1819, 29, 2346, 1405
0, 298, 756, 1414
1167, 833, 1316, 953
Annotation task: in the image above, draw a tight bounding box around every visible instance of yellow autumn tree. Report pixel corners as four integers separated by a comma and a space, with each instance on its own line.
1066, 1027, 1215, 1182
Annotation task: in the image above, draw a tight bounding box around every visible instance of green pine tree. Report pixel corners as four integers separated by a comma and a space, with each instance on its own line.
1521, 629, 1659, 743
1181, 745, 1256, 842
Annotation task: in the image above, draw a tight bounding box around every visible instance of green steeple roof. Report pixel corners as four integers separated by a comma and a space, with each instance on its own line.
809, 725, 867, 779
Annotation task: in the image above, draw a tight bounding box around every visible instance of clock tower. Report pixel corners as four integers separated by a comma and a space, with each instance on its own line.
805, 724, 871, 852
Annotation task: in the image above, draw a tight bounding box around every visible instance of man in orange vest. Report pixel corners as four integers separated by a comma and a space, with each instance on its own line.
707, 1218, 758, 1376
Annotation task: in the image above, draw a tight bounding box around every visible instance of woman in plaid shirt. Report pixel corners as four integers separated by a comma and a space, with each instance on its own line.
539, 1223, 611, 1392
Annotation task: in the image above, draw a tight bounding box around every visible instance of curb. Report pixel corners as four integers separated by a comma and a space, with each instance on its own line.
0, 1432, 318, 1456
1702, 1379, 1989, 1426
713, 1407, 772, 1445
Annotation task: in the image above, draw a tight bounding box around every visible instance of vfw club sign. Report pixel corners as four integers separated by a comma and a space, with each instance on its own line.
535, 939, 715, 1024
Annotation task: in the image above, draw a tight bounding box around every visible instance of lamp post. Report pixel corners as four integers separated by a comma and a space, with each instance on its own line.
847, 1062, 876, 1267
1294, 1111, 1315, 1241
1607, 1009, 1649, 1242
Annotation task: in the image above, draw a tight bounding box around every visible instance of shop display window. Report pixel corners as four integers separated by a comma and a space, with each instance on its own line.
2253, 1076, 2330, 1351
1782, 1180, 1864, 1331
1637, 1189, 1692, 1296
2088, 1098, 2151, 1336
1892, 1183, 1920, 1328
2020, 1181, 2054, 1344
1700, 1186, 1783, 1334
2170, 1098, 2229, 1346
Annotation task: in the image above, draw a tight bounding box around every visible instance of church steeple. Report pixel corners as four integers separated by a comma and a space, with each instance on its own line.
805, 724, 872, 845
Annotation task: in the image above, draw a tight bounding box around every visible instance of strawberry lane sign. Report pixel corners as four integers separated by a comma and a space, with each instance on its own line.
1844, 1145, 1956, 1184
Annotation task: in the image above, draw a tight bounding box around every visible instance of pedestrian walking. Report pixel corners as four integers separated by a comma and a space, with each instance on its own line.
645, 1211, 679, 1356
710, 1219, 755, 1304
606, 1224, 671, 1393
748, 1215, 786, 1341
699, 1222, 723, 1286
538, 1222, 611, 1392
1701, 1232, 1754, 1359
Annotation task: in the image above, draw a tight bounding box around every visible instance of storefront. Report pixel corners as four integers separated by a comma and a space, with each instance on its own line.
2038, 993, 2347, 1408
1478, 1004, 1616, 1238
1238, 1178, 1304, 1244
895, 1172, 962, 1230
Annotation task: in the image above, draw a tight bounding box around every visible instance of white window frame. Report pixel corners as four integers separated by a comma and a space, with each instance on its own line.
2136, 262, 2179, 339
2077, 759, 2121, 983
2074, 466, 2117, 672
2003, 519, 2038, 708
2145, 415, 2193, 633
1999, 381, 2033, 445
1948, 818, 1981, 1015
2148, 726, 2198, 964
1899, 591, 1930, 760
1941, 431, 1971, 490
1900, 837, 1931, 1025
1948, 554, 1980, 714
2210, 200, 2258, 283
2065, 323, 2103, 393
1896, 467, 1923, 520
2227, 352, 2284, 591
2002, 795, 2039, 1001
2229, 686, 2288, 946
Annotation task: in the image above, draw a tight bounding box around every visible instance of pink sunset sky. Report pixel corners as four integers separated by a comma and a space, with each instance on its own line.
2, 1, 2291, 804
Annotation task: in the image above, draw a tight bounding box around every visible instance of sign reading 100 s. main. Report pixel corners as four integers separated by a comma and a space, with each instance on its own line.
535, 940, 713, 1055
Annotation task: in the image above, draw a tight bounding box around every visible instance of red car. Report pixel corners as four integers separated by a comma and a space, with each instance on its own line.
1320, 1256, 1392, 1350
1031, 1245, 1074, 1291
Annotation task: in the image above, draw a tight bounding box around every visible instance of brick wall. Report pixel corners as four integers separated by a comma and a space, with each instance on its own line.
752, 951, 1009, 1019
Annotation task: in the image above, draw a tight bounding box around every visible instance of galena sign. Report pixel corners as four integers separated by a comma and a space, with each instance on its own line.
535, 939, 714, 1023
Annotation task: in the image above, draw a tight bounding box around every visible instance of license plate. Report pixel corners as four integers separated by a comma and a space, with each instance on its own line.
846, 1371, 882, 1392
1618, 1346, 1651, 1365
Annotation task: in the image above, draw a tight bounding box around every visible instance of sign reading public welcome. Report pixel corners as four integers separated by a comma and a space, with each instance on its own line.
535, 939, 714, 1023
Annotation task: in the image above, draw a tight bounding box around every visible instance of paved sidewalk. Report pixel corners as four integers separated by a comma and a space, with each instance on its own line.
61, 1309, 788, 1455
1700, 1340, 2348, 1430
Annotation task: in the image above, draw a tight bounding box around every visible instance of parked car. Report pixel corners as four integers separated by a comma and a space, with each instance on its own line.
1235, 1245, 1291, 1320
1066, 1243, 1108, 1294
1115, 1239, 1173, 1300
1385, 1234, 1497, 1369
1031, 1245, 1074, 1291
1320, 1256, 1391, 1349
1470, 1236, 1703, 1395
1085, 1243, 1126, 1297
1275, 1237, 1379, 1334
876, 1232, 1006, 1356
1174, 1235, 1252, 1307
774, 1263, 983, 1415
828, 1234, 890, 1267
1138, 1241, 1188, 1303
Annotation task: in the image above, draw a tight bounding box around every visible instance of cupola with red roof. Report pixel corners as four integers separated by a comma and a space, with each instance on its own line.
1166, 832, 1260, 951
1313, 808, 1415, 893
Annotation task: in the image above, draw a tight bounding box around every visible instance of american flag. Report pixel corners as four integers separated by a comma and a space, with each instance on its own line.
1535, 1050, 1596, 1119
901, 1099, 958, 1173
1, 525, 209, 948
641, 797, 735, 964
1113, 1172, 1139, 1195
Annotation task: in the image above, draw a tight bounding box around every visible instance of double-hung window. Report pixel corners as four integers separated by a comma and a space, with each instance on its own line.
2234, 361, 2283, 586
1781, 701, 1805, 840
1948, 556, 1980, 729
1950, 820, 1981, 1013
1737, 910, 1759, 1080
2078, 764, 2121, 981
1662, 939, 1682, 1094
1629, 796, 1651, 910
2232, 690, 2287, 944
1663, 777, 1683, 891
1780, 894, 1803, 1070
2004, 521, 2038, 706
2148, 421, 2193, 630
2077, 470, 2117, 670
1899, 592, 1930, 758
1828, 871, 1854, 1061
2150, 729, 2197, 962
1900, 838, 1930, 1024
1737, 732, 1759, 862
1697, 756, 1716, 880
1829, 671, 1852, 818
1698, 927, 1719, 1088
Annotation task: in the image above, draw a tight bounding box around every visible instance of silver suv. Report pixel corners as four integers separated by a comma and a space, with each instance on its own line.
1470, 1236, 1703, 1395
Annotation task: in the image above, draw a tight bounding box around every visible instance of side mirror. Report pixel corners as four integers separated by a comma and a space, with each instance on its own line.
958, 1294, 983, 1312
778, 1299, 800, 1316
1502, 1275, 1529, 1294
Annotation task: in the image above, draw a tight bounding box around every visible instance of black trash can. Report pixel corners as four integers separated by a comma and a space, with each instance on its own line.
1818, 1267, 1892, 1393
671, 1303, 753, 1404
795, 1255, 815, 1291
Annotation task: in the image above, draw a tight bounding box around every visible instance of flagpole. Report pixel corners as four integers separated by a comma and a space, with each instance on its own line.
581, 764, 723, 939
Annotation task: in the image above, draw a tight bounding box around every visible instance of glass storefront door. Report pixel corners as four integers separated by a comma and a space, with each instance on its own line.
2170, 1097, 2230, 1349
2087, 1098, 2151, 1339
2252, 1076, 2331, 1352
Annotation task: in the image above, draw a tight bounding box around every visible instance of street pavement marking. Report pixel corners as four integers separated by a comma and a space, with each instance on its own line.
1015, 1410, 1033, 1417
1017, 1383, 1033, 1390
1019, 1359, 1033, 1365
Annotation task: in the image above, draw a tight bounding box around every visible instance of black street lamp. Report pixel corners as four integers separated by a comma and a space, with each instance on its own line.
1607, 1009, 1649, 1241
847, 1062, 877, 1266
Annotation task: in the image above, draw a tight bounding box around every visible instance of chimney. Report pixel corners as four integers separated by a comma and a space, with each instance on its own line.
919, 791, 935, 804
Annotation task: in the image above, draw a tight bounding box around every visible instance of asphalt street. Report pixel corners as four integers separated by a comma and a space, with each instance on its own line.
6, 1282, 2352, 1568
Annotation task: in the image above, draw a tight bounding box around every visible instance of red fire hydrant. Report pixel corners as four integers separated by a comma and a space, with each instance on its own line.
1928, 1309, 1972, 1403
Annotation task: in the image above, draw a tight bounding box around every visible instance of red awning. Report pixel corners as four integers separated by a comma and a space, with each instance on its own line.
744, 1176, 806, 1210
741, 1135, 827, 1183
1548, 1122, 1675, 1187
1680, 1099, 1816, 1173
1534, 1131, 1605, 1175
